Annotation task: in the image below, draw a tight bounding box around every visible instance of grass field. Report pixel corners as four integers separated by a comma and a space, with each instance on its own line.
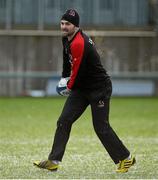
0, 97, 158, 179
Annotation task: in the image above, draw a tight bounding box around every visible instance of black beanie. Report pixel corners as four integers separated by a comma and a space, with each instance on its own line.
61, 9, 80, 27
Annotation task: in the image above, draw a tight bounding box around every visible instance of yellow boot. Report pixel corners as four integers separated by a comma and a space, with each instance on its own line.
116, 156, 136, 173
33, 160, 59, 171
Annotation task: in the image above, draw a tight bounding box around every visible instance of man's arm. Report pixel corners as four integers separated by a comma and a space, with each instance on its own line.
56, 38, 71, 96
67, 38, 84, 89
62, 38, 71, 78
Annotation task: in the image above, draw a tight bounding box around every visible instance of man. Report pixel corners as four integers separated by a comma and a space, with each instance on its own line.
34, 9, 136, 173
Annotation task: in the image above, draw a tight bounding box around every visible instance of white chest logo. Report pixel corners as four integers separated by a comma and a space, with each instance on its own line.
89, 38, 94, 45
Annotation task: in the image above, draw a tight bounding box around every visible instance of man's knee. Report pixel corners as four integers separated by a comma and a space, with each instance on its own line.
93, 121, 111, 136
56, 115, 73, 131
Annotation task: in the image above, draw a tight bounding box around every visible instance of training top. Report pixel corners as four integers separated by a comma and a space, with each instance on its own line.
62, 29, 110, 90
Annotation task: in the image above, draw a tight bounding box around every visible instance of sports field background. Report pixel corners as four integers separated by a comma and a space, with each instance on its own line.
0, 97, 158, 179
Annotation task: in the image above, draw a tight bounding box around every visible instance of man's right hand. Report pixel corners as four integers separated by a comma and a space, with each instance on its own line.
56, 77, 70, 96
58, 77, 69, 87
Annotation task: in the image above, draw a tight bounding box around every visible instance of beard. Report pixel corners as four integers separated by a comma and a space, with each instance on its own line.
61, 29, 75, 37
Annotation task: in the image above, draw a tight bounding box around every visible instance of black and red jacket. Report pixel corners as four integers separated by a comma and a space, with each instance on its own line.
62, 29, 110, 90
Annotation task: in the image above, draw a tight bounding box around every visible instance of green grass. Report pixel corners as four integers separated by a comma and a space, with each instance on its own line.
0, 97, 158, 179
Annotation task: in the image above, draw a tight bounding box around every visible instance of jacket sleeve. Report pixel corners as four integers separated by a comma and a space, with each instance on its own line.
62, 48, 71, 78
62, 38, 71, 78
67, 40, 84, 89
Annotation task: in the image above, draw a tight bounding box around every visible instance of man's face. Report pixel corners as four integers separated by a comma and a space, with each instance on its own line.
60, 20, 76, 37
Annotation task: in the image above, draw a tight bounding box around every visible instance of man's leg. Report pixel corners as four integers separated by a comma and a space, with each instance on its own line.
48, 90, 89, 161
90, 97, 130, 164
91, 96, 136, 172
34, 90, 88, 171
